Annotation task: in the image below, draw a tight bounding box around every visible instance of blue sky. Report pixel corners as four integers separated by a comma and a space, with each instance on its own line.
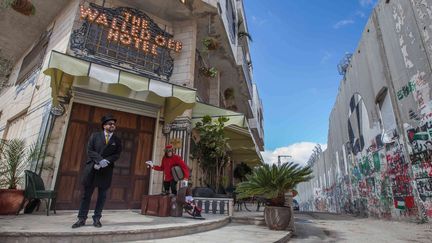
243, 0, 376, 164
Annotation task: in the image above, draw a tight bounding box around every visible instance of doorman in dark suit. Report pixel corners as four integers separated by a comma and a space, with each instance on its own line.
72, 114, 122, 228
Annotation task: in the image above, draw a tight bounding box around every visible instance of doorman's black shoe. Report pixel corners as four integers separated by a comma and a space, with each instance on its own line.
72, 219, 86, 228
93, 219, 102, 228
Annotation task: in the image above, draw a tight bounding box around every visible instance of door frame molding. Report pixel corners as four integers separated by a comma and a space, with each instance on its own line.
51, 88, 161, 199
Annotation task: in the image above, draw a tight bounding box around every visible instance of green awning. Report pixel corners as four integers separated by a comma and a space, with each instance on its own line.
192, 102, 263, 166
43, 51, 196, 123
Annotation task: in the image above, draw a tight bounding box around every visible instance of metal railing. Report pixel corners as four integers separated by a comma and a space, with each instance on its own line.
241, 50, 253, 99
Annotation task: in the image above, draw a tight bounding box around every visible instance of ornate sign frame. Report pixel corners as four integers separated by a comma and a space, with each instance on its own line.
70, 3, 181, 81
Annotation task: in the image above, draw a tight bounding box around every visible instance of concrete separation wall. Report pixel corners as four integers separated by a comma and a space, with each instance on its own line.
296, 0, 432, 223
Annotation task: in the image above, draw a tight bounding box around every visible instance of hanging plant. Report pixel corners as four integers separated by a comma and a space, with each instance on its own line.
237, 19, 253, 42
2, 0, 36, 16
223, 88, 235, 100
199, 67, 218, 78
238, 31, 253, 42
202, 37, 219, 51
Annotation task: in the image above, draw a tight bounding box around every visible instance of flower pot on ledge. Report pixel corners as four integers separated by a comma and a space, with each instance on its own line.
202, 37, 219, 50
199, 67, 218, 78
11, 0, 36, 16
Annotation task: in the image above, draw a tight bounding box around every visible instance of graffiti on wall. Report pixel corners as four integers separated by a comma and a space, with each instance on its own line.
295, 1, 432, 222
404, 71, 432, 219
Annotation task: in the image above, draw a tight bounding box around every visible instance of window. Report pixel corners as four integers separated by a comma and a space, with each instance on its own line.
15, 29, 52, 86
226, 0, 236, 43
4, 113, 27, 140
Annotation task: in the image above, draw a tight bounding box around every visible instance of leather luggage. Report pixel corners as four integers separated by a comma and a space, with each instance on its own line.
170, 187, 187, 217
170, 196, 183, 217
141, 195, 172, 217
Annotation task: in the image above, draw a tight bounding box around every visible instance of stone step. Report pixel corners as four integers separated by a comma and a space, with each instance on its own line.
231, 215, 266, 226
0, 211, 230, 243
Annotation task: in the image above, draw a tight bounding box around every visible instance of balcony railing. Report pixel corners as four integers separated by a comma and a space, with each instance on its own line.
193, 197, 234, 216
241, 49, 253, 99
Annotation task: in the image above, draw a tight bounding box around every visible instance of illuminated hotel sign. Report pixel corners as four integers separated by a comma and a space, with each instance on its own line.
70, 3, 179, 81
79, 5, 182, 56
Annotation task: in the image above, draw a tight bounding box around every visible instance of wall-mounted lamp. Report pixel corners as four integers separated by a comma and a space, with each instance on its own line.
163, 124, 172, 134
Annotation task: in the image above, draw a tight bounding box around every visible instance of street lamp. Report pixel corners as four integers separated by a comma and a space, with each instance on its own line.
277, 155, 292, 166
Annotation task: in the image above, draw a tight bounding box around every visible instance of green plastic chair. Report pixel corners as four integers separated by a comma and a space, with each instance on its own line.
24, 170, 57, 216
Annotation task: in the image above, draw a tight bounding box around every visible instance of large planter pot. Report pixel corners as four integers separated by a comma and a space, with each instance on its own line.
0, 189, 25, 215
284, 191, 293, 207
264, 206, 292, 230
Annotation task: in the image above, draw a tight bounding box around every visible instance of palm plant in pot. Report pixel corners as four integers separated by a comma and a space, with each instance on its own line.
236, 162, 312, 230
0, 139, 41, 214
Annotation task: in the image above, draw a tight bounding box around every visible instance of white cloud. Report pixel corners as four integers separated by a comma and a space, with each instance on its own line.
355, 10, 366, 18
359, 0, 376, 7
261, 142, 327, 167
320, 51, 332, 64
333, 19, 355, 29
251, 15, 268, 27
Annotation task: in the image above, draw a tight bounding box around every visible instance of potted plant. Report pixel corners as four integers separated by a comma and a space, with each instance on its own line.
237, 19, 253, 42
202, 37, 219, 50
0, 139, 40, 215
223, 88, 235, 100
191, 115, 229, 193
199, 67, 218, 78
2, 0, 36, 16
236, 162, 312, 230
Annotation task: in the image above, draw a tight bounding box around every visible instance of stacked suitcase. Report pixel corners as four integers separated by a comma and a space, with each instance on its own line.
141, 195, 172, 217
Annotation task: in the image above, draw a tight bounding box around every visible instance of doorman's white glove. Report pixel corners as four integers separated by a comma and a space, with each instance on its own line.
94, 163, 101, 170
145, 161, 154, 168
99, 159, 110, 168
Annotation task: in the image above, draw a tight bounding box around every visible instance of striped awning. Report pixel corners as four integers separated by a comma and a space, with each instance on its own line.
43, 51, 196, 123
192, 102, 263, 166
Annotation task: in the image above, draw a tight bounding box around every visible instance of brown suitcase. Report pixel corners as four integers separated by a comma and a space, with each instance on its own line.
170, 197, 183, 217
141, 195, 171, 217
171, 187, 187, 217
158, 195, 171, 217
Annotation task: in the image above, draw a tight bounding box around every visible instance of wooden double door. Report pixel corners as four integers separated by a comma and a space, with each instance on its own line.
55, 103, 155, 210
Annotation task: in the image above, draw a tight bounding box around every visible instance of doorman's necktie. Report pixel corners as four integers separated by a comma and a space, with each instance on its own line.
105, 133, 109, 144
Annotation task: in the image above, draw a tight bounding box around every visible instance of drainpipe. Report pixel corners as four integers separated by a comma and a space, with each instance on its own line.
34, 102, 63, 176
373, 7, 426, 222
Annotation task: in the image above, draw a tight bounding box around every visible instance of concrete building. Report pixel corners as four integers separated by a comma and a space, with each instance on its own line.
0, 0, 264, 210
297, 0, 432, 222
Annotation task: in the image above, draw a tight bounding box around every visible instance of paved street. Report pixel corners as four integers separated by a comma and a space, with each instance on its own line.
291, 212, 432, 243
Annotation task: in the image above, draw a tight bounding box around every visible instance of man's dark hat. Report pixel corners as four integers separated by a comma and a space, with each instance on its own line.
101, 114, 117, 125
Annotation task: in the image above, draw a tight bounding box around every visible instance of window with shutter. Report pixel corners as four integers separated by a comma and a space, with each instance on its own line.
15, 29, 52, 86
4, 113, 27, 140
226, 0, 236, 44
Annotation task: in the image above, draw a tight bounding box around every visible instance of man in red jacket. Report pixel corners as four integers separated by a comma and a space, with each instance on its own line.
147, 144, 189, 195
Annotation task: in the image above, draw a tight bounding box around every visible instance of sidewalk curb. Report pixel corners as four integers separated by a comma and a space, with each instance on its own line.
231, 216, 293, 243
273, 232, 292, 243
0, 217, 230, 243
